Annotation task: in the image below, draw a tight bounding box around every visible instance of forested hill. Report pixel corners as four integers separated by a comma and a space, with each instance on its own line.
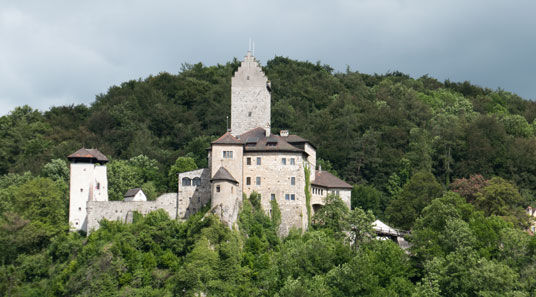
3, 57, 536, 197
4, 57, 536, 296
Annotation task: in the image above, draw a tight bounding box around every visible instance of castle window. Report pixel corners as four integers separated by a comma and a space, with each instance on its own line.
290, 158, 295, 165
247, 157, 251, 165
193, 177, 201, 186
246, 177, 251, 185
271, 194, 275, 201
291, 194, 295, 200
256, 176, 261, 185
96, 182, 100, 189
198, 197, 200, 203
78, 207, 82, 211
182, 177, 191, 186
248, 111, 252, 117
223, 151, 233, 158
256, 157, 261, 165
80, 188, 83, 192
285, 194, 290, 200
216, 185, 220, 192
282, 158, 286, 165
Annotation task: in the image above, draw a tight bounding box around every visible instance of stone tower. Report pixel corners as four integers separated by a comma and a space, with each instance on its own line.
209, 132, 243, 227
231, 51, 271, 136
67, 148, 108, 232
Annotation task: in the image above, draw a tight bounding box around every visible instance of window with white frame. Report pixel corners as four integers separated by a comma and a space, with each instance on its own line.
223, 151, 233, 158
256, 157, 261, 165
290, 158, 295, 165
256, 176, 261, 185
282, 158, 286, 165
291, 177, 295, 185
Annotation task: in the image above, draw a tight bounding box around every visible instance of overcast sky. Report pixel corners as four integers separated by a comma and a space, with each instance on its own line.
1, 0, 535, 115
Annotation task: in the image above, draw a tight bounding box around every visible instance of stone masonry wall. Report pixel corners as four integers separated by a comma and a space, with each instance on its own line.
86, 193, 177, 233
231, 52, 271, 136
178, 169, 211, 220
242, 151, 308, 235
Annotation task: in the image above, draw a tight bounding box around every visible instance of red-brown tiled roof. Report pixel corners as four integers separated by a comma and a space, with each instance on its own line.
68, 148, 108, 163
212, 132, 242, 145
312, 170, 352, 189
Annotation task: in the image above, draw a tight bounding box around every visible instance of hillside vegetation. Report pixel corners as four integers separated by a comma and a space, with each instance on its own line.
2, 57, 536, 296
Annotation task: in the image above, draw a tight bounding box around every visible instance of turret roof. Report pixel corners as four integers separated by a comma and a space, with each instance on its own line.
211, 167, 238, 183
68, 148, 108, 163
212, 132, 242, 145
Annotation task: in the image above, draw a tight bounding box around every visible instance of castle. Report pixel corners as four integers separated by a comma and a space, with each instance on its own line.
68, 51, 352, 235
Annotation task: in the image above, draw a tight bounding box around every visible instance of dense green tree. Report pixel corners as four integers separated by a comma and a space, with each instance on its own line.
385, 171, 443, 230
41, 158, 69, 183
168, 156, 198, 191
351, 184, 388, 217
312, 194, 350, 237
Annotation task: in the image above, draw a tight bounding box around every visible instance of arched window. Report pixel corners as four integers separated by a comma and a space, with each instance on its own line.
182, 177, 191, 186
193, 177, 201, 186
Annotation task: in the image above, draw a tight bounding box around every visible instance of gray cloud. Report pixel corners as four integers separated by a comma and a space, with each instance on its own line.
1, 0, 535, 115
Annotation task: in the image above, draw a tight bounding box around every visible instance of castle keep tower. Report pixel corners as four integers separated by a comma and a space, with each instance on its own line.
68, 148, 108, 232
231, 51, 271, 136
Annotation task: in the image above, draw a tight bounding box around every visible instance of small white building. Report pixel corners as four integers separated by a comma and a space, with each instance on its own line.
124, 188, 147, 202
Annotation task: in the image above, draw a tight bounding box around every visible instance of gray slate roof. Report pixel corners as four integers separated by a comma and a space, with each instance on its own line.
211, 167, 238, 183
238, 127, 306, 154
124, 188, 142, 198
211, 127, 315, 154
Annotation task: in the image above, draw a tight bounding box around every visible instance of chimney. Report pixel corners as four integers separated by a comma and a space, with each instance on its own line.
280, 130, 289, 137
265, 123, 271, 137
